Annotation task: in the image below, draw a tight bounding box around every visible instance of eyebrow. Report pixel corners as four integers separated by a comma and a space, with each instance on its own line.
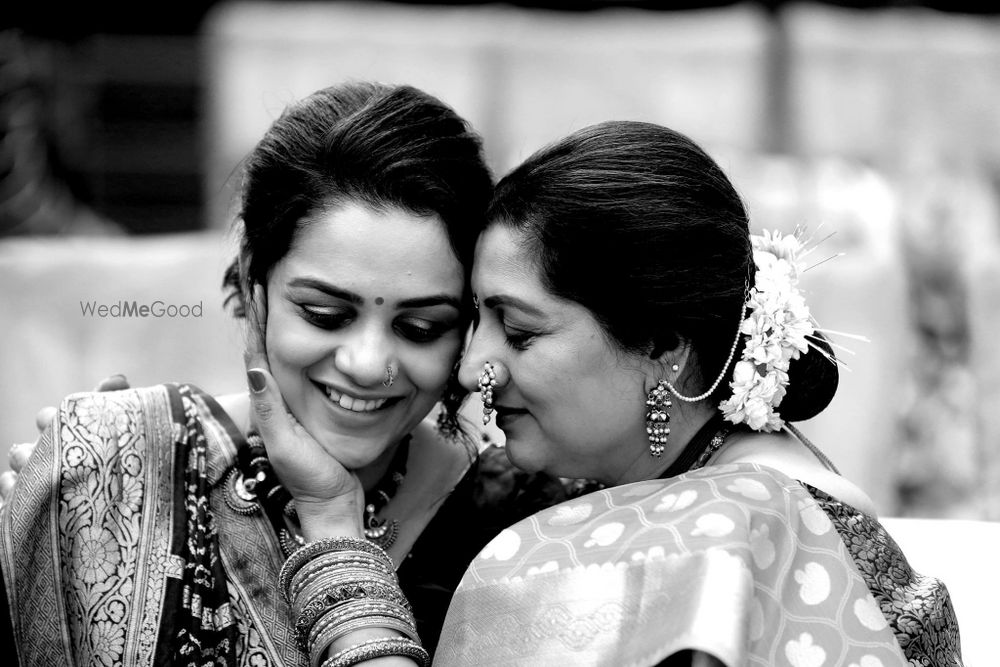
288, 277, 460, 310
288, 278, 362, 304
482, 294, 546, 318
397, 295, 463, 310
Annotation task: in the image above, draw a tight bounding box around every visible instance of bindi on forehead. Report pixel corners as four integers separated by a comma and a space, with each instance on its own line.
374, 297, 385, 306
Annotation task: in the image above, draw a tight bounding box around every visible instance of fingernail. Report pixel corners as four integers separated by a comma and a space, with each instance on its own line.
247, 369, 267, 394
110, 374, 127, 383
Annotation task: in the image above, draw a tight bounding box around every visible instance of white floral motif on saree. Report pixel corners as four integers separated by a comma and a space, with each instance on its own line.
437, 464, 911, 667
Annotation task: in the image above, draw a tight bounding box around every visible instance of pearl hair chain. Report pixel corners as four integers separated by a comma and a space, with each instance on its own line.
664, 298, 747, 403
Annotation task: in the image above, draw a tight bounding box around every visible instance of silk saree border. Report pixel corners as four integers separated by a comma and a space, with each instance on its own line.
1, 386, 179, 666
0, 384, 306, 667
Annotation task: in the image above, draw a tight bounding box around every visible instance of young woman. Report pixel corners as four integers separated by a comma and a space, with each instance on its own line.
0, 81, 565, 666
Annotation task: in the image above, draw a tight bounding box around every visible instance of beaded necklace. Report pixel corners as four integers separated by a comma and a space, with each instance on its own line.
223, 432, 410, 556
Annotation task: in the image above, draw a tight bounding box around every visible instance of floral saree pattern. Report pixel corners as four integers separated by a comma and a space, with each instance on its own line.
0, 384, 568, 666
437, 463, 963, 666
0, 385, 302, 667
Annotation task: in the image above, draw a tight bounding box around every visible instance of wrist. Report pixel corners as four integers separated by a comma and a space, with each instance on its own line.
295, 496, 364, 541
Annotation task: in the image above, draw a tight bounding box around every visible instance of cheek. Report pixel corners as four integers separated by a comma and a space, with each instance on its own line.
530, 359, 635, 440
405, 335, 462, 394
265, 313, 326, 372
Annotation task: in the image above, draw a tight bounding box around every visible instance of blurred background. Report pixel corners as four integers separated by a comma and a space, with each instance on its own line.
2, 0, 999, 521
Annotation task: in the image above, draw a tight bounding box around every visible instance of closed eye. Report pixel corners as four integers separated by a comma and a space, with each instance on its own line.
298, 304, 352, 329
503, 326, 537, 351
396, 317, 458, 344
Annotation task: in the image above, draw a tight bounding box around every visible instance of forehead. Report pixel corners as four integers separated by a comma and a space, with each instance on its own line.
472, 225, 543, 293
278, 201, 464, 296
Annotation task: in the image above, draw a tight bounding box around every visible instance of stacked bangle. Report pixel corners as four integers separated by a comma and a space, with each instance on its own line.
279, 537, 395, 600
321, 637, 429, 667
278, 536, 425, 666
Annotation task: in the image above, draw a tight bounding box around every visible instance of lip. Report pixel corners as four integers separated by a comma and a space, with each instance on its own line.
311, 380, 402, 415
494, 404, 527, 415
494, 404, 528, 428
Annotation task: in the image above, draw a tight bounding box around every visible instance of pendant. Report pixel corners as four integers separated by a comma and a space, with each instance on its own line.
279, 528, 306, 557
364, 503, 399, 549
223, 468, 261, 516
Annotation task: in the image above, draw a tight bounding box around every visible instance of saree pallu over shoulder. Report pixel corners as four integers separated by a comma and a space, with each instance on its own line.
436, 463, 912, 667
0, 384, 296, 667
1, 386, 180, 666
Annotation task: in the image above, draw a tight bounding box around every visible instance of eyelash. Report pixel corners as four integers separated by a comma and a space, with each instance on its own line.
504, 329, 536, 351
298, 306, 453, 344
299, 306, 351, 330
397, 319, 452, 344
499, 316, 537, 350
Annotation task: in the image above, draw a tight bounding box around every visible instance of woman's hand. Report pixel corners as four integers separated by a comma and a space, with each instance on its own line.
0, 374, 131, 507
244, 285, 365, 541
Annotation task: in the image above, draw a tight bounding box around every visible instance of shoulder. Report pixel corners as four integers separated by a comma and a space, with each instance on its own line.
57, 384, 173, 428
56, 383, 234, 456
714, 430, 879, 516
503, 464, 847, 557
465, 465, 824, 580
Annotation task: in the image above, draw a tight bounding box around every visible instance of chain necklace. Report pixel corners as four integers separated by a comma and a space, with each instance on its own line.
223, 432, 410, 555
566, 414, 732, 499
362, 438, 408, 549
660, 413, 731, 478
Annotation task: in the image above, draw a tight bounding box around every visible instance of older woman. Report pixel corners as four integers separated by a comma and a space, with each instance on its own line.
0, 82, 565, 666
434, 121, 963, 666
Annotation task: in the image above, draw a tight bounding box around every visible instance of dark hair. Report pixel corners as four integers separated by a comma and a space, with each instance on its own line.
487, 121, 837, 422
222, 81, 493, 434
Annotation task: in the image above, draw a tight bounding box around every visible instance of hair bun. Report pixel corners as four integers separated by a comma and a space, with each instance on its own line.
779, 331, 839, 422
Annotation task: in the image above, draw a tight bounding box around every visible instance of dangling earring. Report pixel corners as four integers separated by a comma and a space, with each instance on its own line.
646, 380, 672, 457
479, 362, 497, 424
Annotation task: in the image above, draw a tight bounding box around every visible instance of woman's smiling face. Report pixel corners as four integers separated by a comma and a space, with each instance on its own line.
265, 200, 466, 469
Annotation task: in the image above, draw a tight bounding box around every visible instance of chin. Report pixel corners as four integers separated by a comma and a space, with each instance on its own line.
311, 425, 393, 470
501, 437, 546, 475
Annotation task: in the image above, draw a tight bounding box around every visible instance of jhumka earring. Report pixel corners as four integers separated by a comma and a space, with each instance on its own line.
479, 362, 497, 424
383, 365, 395, 388
646, 380, 672, 457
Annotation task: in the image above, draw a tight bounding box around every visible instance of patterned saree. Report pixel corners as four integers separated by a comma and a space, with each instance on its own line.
436, 463, 963, 667
1, 384, 305, 666
0, 383, 570, 666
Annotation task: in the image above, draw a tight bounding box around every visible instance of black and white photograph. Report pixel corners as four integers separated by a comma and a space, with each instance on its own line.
1, 1, 997, 665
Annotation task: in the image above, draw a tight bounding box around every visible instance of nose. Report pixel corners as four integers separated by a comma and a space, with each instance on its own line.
458, 328, 509, 393
334, 324, 394, 388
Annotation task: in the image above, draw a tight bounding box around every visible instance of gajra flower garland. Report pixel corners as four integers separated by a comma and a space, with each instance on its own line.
719, 229, 840, 431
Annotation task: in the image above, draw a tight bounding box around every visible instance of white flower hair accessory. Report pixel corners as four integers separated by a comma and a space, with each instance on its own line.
719, 228, 849, 431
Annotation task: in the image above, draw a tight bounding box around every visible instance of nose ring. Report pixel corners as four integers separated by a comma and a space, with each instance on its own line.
478, 362, 497, 424
383, 365, 395, 388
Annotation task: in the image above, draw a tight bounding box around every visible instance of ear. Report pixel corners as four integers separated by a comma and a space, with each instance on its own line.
237, 243, 253, 295
643, 337, 695, 390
